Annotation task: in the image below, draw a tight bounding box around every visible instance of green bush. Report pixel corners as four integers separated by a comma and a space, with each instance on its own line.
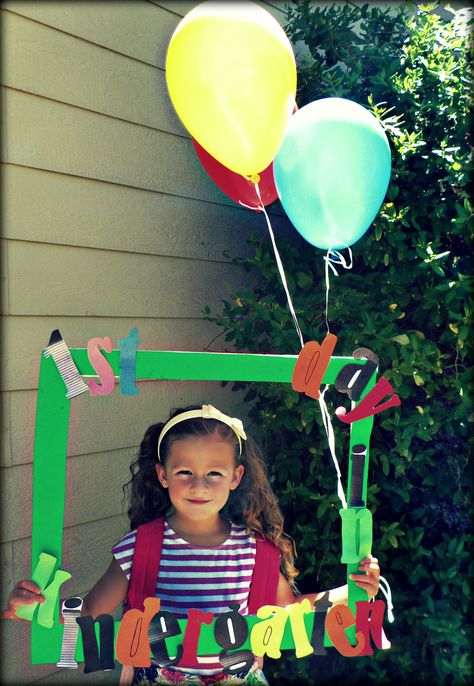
205, 2, 472, 684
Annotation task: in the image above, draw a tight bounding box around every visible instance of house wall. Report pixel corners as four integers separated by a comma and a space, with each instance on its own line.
0, 2, 290, 683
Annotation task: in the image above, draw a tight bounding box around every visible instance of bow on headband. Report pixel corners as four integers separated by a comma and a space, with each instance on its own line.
157, 404, 247, 461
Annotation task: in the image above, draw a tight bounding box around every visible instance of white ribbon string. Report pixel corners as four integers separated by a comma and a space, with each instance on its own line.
239, 195, 354, 510
240, 184, 304, 349
323, 248, 353, 334
318, 385, 347, 509
377, 575, 395, 623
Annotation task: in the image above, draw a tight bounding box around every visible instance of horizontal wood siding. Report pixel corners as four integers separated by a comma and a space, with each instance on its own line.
0, 2, 290, 683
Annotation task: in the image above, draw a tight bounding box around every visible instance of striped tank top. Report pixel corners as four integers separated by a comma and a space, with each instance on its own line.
112, 519, 257, 675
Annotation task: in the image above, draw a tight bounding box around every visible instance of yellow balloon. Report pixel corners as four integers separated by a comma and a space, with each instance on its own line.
166, 1, 296, 178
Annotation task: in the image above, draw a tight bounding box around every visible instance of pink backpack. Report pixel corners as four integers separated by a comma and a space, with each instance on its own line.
126, 517, 280, 614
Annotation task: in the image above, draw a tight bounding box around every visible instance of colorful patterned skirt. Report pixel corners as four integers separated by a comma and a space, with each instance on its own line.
133, 663, 269, 686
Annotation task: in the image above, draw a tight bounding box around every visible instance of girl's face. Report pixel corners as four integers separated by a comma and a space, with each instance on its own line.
155, 433, 244, 522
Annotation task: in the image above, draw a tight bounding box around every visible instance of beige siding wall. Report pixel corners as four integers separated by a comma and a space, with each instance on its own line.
0, 1, 289, 683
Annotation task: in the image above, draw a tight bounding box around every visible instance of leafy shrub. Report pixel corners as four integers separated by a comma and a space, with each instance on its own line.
206, 2, 472, 685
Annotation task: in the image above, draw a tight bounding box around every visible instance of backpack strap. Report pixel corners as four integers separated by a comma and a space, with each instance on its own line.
247, 534, 280, 614
127, 519, 280, 614
126, 517, 164, 612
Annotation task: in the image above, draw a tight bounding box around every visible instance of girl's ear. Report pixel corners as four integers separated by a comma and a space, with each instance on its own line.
155, 463, 168, 488
230, 464, 245, 490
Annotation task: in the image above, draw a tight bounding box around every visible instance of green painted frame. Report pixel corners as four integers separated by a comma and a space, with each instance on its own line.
30, 348, 376, 664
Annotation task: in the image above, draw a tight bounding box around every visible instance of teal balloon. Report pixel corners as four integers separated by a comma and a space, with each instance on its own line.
273, 98, 391, 250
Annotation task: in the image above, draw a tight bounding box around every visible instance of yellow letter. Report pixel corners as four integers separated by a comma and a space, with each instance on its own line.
250, 605, 288, 659
286, 599, 313, 658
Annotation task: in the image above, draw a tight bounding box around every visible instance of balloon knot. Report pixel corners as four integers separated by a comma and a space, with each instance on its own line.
247, 173, 261, 184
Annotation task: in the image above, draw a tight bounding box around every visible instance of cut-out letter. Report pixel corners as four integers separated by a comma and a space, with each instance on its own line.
311, 592, 331, 655
339, 507, 373, 564
148, 609, 183, 667
87, 337, 115, 396
177, 608, 214, 669
335, 348, 378, 401
57, 597, 83, 669
325, 606, 365, 657
76, 614, 115, 673
286, 599, 313, 658
292, 334, 338, 399
116, 597, 162, 668
119, 328, 140, 396
336, 377, 401, 424
37, 569, 72, 629
43, 330, 89, 399
250, 605, 288, 659
355, 600, 391, 654
15, 552, 71, 628
214, 604, 253, 675
348, 444, 367, 508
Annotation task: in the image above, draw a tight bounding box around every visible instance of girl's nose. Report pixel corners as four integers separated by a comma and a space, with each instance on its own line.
190, 475, 208, 491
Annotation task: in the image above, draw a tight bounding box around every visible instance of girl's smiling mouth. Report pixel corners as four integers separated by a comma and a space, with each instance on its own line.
186, 499, 211, 504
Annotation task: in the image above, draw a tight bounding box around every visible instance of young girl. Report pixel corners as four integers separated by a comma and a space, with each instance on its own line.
5, 404, 380, 685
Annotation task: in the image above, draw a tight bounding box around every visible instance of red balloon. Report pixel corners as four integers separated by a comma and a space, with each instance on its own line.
193, 138, 278, 211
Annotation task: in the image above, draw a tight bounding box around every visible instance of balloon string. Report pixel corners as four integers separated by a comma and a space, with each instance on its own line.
238, 200, 260, 211
320, 249, 352, 507
378, 576, 395, 623
323, 247, 353, 334
243, 183, 304, 350
318, 385, 347, 509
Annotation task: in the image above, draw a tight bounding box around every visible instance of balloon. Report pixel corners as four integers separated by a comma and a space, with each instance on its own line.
273, 98, 392, 250
193, 138, 278, 209
166, 1, 297, 178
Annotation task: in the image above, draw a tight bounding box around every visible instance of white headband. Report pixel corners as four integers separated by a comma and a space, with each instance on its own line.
156, 404, 247, 462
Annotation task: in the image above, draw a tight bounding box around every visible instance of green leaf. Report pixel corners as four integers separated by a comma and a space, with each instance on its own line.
391, 334, 410, 345
413, 373, 425, 386
317, 500, 330, 518
283, 392, 298, 409
388, 535, 399, 548
295, 271, 313, 289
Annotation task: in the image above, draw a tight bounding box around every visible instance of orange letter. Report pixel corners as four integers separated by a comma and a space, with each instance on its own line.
325, 605, 365, 657
292, 334, 338, 399
116, 597, 161, 667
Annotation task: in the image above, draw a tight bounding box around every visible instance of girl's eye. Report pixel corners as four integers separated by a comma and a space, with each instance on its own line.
176, 470, 192, 476
208, 471, 223, 477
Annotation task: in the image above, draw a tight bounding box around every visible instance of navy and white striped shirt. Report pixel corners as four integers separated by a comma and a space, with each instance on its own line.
112, 520, 257, 674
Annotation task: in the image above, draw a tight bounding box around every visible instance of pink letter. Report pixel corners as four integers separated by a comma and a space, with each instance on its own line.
87, 337, 115, 396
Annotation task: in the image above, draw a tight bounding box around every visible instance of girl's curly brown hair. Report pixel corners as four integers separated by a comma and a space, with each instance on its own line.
123, 405, 299, 590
